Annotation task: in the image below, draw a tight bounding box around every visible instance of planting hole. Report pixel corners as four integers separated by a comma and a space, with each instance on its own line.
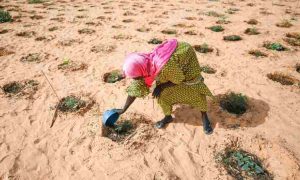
246, 19, 258, 25
78, 28, 95, 34
276, 19, 292, 28
263, 41, 288, 51
219, 92, 248, 115
207, 25, 224, 32
57, 96, 86, 112
20, 53, 41, 62
244, 28, 260, 35
0, 47, 14, 57
248, 50, 268, 57
216, 147, 272, 179
148, 38, 163, 44
161, 29, 177, 35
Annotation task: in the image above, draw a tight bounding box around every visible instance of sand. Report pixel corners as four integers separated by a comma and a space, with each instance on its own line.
0, 0, 300, 179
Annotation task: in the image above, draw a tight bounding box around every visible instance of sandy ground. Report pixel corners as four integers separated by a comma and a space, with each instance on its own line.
1, 0, 300, 179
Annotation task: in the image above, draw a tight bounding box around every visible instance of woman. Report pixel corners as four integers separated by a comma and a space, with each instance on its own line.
116, 39, 213, 134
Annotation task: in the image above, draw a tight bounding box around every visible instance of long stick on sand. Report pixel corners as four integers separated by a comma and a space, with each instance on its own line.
41, 70, 60, 128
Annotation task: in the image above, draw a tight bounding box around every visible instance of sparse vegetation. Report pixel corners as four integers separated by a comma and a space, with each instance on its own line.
193, 43, 213, 53
105, 120, 135, 142
216, 147, 272, 179
28, 0, 44, 4
205, 11, 224, 17
161, 29, 177, 35
184, 30, 197, 35
248, 50, 268, 57
0, 47, 14, 57
284, 32, 300, 46
122, 19, 134, 23
148, 38, 163, 44
2, 82, 24, 94
246, 19, 259, 25
58, 58, 88, 72
244, 27, 260, 35
223, 35, 242, 41
136, 27, 150, 32
0, 9, 12, 23
263, 41, 288, 51
20, 53, 41, 62
2, 80, 39, 96
16, 31, 36, 38
57, 96, 86, 112
219, 92, 248, 115
207, 25, 224, 32
103, 70, 124, 83
200, 65, 216, 74
78, 28, 95, 34
49, 26, 59, 31
0, 29, 9, 34
276, 19, 293, 28
226, 8, 239, 14
216, 17, 231, 24
267, 73, 297, 85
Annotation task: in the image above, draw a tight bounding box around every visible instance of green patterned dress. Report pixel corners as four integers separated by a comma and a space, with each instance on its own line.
126, 42, 213, 115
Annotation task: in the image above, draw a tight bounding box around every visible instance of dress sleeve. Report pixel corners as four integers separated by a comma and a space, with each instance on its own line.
158, 59, 185, 85
126, 79, 150, 98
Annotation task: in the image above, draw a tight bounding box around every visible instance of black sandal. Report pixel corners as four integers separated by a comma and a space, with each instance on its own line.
155, 116, 173, 129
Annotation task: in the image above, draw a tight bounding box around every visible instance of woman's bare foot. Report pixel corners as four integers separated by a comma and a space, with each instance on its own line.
155, 115, 173, 129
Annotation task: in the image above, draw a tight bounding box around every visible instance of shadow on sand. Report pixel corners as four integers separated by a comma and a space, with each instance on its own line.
172, 95, 270, 129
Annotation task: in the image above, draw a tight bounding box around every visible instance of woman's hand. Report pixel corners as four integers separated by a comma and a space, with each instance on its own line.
152, 85, 163, 98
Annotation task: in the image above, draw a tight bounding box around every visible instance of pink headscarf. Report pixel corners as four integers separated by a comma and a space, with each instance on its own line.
123, 39, 178, 87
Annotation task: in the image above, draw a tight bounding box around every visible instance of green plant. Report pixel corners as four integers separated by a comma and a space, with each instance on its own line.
219, 92, 248, 115
148, 38, 162, 44
103, 70, 124, 83
205, 11, 224, 17
248, 50, 267, 57
244, 27, 260, 35
223, 35, 242, 41
263, 41, 288, 51
161, 29, 177, 35
28, 0, 44, 3
200, 65, 216, 74
208, 25, 224, 32
0, 9, 12, 23
267, 73, 296, 85
217, 148, 272, 179
2, 82, 24, 94
276, 19, 292, 28
57, 96, 86, 112
114, 120, 133, 134
193, 43, 213, 53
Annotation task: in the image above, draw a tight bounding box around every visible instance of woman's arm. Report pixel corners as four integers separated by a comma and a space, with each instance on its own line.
116, 95, 136, 114
152, 81, 176, 98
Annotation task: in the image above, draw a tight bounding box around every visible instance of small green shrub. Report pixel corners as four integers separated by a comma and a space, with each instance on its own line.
2, 82, 24, 94
28, 0, 44, 4
161, 29, 177, 35
248, 50, 267, 57
200, 65, 216, 74
244, 28, 260, 35
208, 25, 224, 32
216, 148, 272, 179
148, 38, 162, 44
267, 73, 296, 85
0, 9, 12, 23
276, 19, 292, 28
58, 96, 86, 112
223, 35, 242, 41
263, 41, 288, 51
193, 43, 213, 53
103, 70, 124, 83
105, 120, 135, 142
219, 92, 248, 115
